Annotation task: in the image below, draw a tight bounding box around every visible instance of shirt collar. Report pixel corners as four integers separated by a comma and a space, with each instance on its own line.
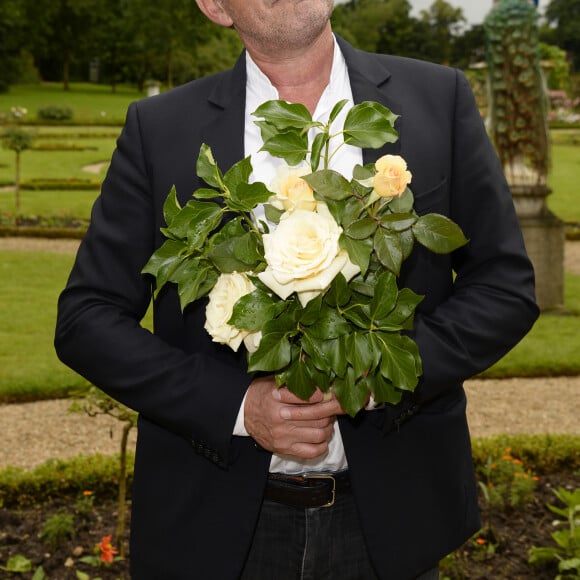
245, 35, 351, 122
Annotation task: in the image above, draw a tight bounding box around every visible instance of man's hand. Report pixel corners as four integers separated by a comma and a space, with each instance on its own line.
244, 375, 344, 460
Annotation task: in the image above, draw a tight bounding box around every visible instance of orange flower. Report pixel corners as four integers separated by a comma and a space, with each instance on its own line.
97, 534, 119, 564
475, 538, 486, 545
82, 490, 93, 496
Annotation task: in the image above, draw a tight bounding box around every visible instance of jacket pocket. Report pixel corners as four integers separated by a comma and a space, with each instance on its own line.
412, 177, 448, 215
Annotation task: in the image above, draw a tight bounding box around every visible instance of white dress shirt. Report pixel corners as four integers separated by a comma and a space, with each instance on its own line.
235, 37, 363, 474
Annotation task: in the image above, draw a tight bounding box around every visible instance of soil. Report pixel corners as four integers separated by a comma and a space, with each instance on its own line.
1, 472, 578, 579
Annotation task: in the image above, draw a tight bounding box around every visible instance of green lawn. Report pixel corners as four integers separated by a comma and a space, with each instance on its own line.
547, 139, 580, 224
0, 189, 97, 220
0, 130, 116, 186
0, 250, 84, 401
0, 249, 153, 402
0, 82, 143, 125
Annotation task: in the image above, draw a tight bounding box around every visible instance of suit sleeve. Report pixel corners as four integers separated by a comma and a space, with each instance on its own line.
54, 102, 249, 467
411, 69, 539, 403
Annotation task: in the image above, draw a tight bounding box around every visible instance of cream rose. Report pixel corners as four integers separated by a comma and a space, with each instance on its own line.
204, 272, 261, 352
373, 154, 412, 198
258, 205, 360, 307
268, 165, 317, 212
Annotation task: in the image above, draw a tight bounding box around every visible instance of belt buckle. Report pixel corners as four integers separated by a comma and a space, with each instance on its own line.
304, 474, 336, 508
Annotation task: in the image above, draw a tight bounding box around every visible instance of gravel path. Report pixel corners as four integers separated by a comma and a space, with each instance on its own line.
0, 376, 579, 470
0, 238, 578, 470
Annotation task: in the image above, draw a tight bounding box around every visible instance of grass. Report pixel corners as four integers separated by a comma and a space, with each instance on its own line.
0, 251, 84, 401
0, 189, 97, 220
0, 130, 116, 186
547, 135, 580, 224
0, 249, 153, 402
0, 82, 143, 125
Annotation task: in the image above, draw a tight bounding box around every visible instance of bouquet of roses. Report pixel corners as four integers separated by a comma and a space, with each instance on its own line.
142, 99, 467, 416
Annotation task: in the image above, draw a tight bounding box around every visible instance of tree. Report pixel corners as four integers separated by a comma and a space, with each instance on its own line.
1, 108, 35, 214
543, 0, 580, 70
21, 0, 99, 89
332, 0, 415, 55
419, 0, 466, 65
0, 0, 25, 92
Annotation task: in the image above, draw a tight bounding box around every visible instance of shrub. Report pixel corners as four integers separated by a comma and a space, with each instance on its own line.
37, 105, 74, 121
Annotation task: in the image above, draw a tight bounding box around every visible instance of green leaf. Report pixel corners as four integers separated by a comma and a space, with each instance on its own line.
412, 214, 469, 254
388, 188, 414, 213
141, 239, 188, 294
224, 155, 253, 194
380, 212, 417, 232
304, 169, 353, 201
32, 566, 48, 580
370, 270, 398, 321
333, 367, 369, 417
307, 361, 333, 392
193, 188, 221, 200
343, 101, 399, 149
306, 305, 351, 339
209, 238, 254, 273
233, 231, 263, 266
400, 227, 416, 261
162, 185, 182, 227
229, 181, 273, 212
370, 375, 404, 405
310, 131, 327, 172
170, 258, 217, 309
377, 288, 424, 330
299, 293, 323, 326
342, 304, 371, 329
285, 357, 317, 401
3, 554, 32, 572
325, 272, 351, 308
328, 99, 349, 125
348, 332, 375, 378
340, 234, 373, 276
162, 200, 222, 244
376, 333, 421, 390
301, 332, 332, 373
230, 288, 287, 331
260, 131, 309, 165
264, 203, 284, 224
253, 119, 278, 143
353, 163, 375, 181
182, 201, 223, 248
345, 217, 377, 240
319, 336, 348, 377
374, 228, 403, 275
252, 100, 313, 130
247, 331, 292, 372
196, 143, 223, 189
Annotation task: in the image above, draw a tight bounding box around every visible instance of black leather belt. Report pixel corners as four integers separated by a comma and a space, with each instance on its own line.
265, 471, 351, 509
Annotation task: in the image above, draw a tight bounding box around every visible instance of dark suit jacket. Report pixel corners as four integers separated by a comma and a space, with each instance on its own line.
55, 37, 539, 579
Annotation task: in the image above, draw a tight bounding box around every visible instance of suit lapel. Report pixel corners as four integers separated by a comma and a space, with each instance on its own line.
200, 52, 247, 173
337, 36, 403, 164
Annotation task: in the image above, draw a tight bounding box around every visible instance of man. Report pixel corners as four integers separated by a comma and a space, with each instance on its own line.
55, 1, 539, 578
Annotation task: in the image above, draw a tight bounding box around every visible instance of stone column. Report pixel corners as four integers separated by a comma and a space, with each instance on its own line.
511, 184, 565, 310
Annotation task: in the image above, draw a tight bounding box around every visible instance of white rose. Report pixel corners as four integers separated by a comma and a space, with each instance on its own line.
204, 272, 261, 352
258, 205, 360, 307
268, 165, 317, 212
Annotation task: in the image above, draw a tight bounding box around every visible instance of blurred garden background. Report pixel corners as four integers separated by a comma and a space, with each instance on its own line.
1, 0, 580, 578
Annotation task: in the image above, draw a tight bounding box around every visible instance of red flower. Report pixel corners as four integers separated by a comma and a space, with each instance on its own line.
97, 534, 119, 564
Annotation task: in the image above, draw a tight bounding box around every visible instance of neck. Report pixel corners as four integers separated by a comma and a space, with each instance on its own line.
246, 25, 335, 114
